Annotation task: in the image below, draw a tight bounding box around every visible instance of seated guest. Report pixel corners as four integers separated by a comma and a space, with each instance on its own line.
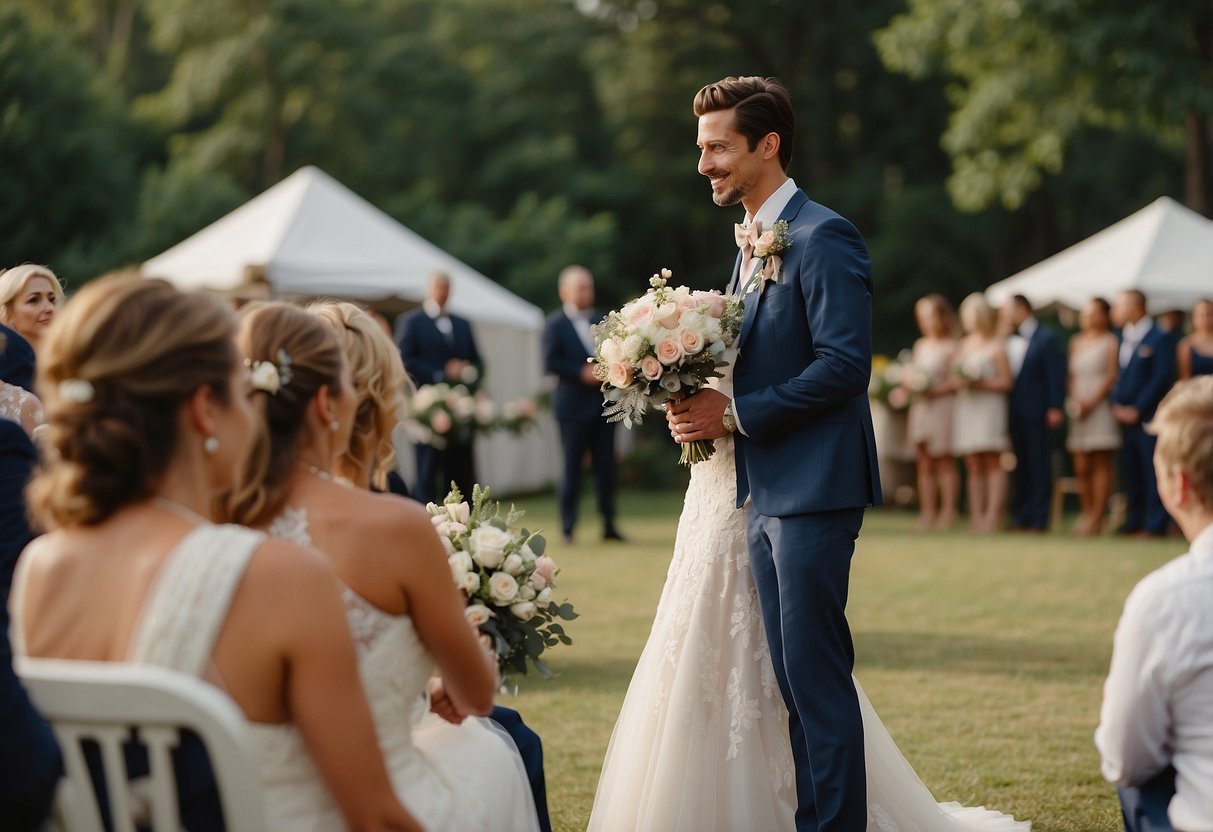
1111, 290, 1177, 537
11, 275, 420, 831
1, 418, 61, 831
1178, 299, 1213, 380
0, 264, 63, 358
227, 302, 539, 831
314, 300, 551, 832
0, 330, 42, 437
1097, 375, 1213, 831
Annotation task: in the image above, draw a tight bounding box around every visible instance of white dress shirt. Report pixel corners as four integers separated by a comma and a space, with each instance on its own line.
1006, 316, 1036, 377
1096, 522, 1213, 829
1119, 317, 1154, 369
563, 302, 596, 355
730, 178, 799, 438
423, 299, 453, 339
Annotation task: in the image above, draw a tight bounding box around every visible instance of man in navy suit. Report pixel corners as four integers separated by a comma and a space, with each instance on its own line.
669, 76, 882, 831
1, 419, 62, 829
395, 272, 484, 503
0, 323, 36, 392
541, 265, 623, 544
1111, 290, 1177, 537
1003, 294, 1066, 531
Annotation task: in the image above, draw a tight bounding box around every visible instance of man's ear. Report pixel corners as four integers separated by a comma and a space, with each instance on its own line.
762, 132, 781, 162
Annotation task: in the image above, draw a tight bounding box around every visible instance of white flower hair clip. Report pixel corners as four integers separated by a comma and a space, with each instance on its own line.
246, 348, 294, 395
58, 378, 95, 404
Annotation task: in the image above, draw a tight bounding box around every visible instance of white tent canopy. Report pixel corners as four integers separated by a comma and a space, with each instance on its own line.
143, 165, 558, 494
986, 197, 1213, 314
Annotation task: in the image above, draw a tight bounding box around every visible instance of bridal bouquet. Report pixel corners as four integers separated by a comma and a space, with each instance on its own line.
868, 350, 927, 411
591, 268, 744, 465
428, 484, 577, 686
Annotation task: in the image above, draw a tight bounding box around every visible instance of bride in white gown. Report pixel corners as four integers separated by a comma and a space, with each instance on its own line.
588, 351, 1030, 832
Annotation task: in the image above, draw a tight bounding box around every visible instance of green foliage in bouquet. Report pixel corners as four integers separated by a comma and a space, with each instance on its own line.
428, 484, 577, 689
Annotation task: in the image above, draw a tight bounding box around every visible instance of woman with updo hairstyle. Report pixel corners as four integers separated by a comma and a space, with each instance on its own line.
0, 264, 64, 356
13, 276, 420, 832
229, 301, 539, 832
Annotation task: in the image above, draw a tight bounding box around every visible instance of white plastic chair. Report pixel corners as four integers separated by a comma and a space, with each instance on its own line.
16, 658, 266, 832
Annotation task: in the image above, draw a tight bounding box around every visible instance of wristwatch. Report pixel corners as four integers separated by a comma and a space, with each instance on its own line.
722, 401, 737, 433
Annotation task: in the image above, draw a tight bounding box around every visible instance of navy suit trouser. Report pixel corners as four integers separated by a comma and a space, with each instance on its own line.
414, 439, 476, 506
490, 706, 551, 832
1118, 766, 1176, 832
1010, 413, 1053, 530
1121, 425, 1171, 534
556, 417, 616, 538
747, 507, 866, 832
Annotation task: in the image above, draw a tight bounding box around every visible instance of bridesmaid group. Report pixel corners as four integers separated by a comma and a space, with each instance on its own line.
900, 292, 1213, 535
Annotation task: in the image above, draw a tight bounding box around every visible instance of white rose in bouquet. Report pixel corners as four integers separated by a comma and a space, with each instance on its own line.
518, 584, 537, 601
489, 571, 520, 604
461, 571, 482, 594
468, 525, 511, 569
445, 501, 470, 525
518, 543, 537, 564
600, 337, 623, 364
448, 550, 474, 577
536, 586, 553, 606
466, 604, 493, 627
502, 553, 525, 576
509, 601, 538, 621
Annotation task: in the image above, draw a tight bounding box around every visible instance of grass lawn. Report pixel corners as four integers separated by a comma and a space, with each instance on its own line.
501, 487, 1180, 832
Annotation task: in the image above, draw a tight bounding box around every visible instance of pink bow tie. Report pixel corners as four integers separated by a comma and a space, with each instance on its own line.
734, 222, 762, 250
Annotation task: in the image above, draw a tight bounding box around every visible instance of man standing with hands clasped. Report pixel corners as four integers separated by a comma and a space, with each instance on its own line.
667, 76, 881, 831
542, 265, 624, 545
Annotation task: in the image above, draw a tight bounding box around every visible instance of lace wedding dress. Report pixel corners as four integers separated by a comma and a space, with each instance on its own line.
269, 506, 539, 832
588, 353, 1030, 831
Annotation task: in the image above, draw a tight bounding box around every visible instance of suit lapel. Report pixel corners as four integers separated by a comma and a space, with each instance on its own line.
737, 190, 810, 350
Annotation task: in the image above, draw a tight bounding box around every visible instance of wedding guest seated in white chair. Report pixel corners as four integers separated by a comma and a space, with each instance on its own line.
1097, 375, 1213, 832
10, 275, 421, 831
225, 301, 539, 832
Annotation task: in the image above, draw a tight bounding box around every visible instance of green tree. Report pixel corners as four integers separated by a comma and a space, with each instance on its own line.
0, 6, 139, 279
876, 0, 1213, 214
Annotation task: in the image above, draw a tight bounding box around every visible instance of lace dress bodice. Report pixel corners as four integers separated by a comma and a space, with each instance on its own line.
267, 505, 539, 832
0, 381, 43, 435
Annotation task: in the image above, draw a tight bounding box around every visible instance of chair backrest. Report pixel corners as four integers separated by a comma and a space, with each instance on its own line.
16, 658, 266, 832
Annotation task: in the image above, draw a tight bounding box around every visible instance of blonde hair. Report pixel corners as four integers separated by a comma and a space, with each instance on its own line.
959, 293, 998, 337
308, 301, 408, 489
1147, 375, 1213, 508
28, 276, 237, 529
0, 264, 64, 322
225, 302, 346, 527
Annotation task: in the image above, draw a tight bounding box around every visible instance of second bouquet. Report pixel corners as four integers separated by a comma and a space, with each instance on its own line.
591, 269, 744, 465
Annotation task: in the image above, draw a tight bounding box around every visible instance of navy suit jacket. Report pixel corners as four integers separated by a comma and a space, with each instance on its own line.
0, 323, 36, 393
0, 420, 62, 827
395, 309, 483, 390
1112, 323, 1177, 422
1010, 324, 1065, 420
731, 190, 883, 516
542, 310, 604, 422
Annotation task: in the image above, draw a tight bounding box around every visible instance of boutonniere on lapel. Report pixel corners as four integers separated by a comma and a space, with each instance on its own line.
1137, 345, 1154, 358
745, 220, 792, 295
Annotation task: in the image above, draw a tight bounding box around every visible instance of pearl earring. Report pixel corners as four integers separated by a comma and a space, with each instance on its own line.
329, 420, 340, 433
203, 436, 220, 455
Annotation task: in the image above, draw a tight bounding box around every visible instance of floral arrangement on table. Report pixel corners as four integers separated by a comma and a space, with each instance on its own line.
868, 350, 929, 411
590, 268, 745, 465
428, 484, 577, 686
402, 383, 543, 449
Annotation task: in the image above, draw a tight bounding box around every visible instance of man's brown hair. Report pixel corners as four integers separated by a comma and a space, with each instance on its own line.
693, 76, 795, 171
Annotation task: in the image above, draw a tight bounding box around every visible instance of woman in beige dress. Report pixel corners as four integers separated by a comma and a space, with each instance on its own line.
1066, 297, 1120, 535
950, 294, 1013, 533
906, 294, 960, 530
12, 275, 420, 831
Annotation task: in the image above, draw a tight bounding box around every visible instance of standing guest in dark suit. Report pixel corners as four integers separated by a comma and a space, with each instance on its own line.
542, 265, 623, 544
0, 418, 62, 831
1111, 290, 1177, 537
395, 272, 484, 503
1002, 294, 1066, 531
